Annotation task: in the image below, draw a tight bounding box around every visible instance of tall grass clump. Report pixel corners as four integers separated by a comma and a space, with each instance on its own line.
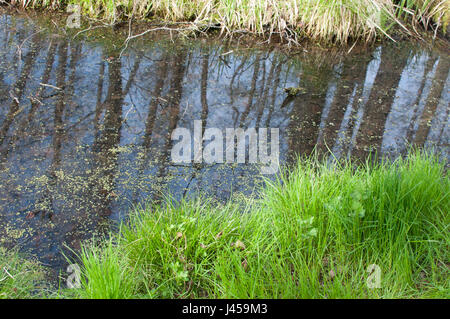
72, 200, 254, 298
250, 151, 449, 298
71, 151, 448, 298
4, 1, 450, 43
74, 237, 137, 298
396, 0, 450, 33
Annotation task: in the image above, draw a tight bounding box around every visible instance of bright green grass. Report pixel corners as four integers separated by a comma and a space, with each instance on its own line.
70, 151, 449, 299
5, 0, 450, 43
0, 247, 47, 298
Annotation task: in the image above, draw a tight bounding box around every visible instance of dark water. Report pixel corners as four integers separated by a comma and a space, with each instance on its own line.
0, 13, 449, 276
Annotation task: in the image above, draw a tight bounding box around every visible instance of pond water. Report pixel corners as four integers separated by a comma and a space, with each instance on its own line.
0, 13, 449, 277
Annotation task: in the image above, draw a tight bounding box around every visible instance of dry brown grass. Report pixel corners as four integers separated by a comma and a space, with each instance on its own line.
3, 0, 450, 43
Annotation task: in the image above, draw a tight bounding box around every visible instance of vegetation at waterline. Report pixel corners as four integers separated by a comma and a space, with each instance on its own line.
3, 0, 450, 43
59, 151, 447, 299
0, 151, 448, 298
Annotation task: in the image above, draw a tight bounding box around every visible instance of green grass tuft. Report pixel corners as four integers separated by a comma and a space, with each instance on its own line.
0, 247, 47, 299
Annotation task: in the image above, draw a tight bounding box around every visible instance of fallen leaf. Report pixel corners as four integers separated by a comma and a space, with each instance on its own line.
241, 259, 248, 271
25, 210, 39, 220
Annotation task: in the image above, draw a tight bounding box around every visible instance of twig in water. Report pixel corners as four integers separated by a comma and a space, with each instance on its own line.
16, 29, 44, 60
73, 23, 113, 39
39, 83, 63, 90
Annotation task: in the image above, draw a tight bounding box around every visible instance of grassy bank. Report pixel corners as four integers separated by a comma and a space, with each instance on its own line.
0, 247, 47, 298
67, 151, 449, 299
3, 0, 450, 43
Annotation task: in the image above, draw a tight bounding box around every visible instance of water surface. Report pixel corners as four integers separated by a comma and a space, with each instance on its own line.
0, 13, 448, 276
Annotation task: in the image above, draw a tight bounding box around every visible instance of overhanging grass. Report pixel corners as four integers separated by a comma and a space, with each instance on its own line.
70, 151, 449, 299
3, 0, 450, 43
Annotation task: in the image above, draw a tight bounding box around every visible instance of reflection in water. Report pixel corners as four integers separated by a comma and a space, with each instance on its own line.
0, 14, 449, 275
